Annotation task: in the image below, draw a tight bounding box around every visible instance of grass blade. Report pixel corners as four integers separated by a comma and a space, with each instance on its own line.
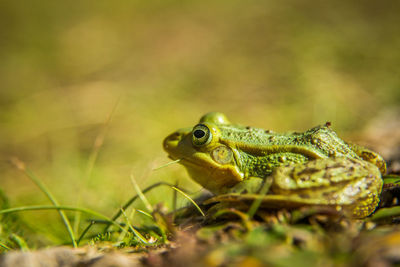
130, 172, 153, 212
172, 181, 178, 220
120, 208, 150, 244
136, 209, 153, 218
74, 98, 120, 235
10, 158, 77, 247
247, 177, 273, 219
77, 220, 96, 245
370, 206, 400, 221
9, 234, 29, 251
171, 186, 205, 217
0, 242, 10, 250
213, 209, 252, 230
152, 159, 181, 171
103, 182, 177, 233
0, 205, 127, 236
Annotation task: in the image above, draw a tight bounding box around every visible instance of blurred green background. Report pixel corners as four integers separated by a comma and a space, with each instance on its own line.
0, 1, 399, 244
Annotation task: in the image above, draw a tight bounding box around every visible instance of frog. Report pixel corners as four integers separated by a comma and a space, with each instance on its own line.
163, 112, 386, 218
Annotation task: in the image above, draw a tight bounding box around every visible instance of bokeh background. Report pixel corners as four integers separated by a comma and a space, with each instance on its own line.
1, 1, 399, 245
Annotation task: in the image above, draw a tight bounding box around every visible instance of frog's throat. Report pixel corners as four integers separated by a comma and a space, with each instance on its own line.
179, 158, 244, 193
226, 142, 327, 159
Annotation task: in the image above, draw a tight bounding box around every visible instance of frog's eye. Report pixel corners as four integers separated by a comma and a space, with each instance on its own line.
192, 124, 212, 146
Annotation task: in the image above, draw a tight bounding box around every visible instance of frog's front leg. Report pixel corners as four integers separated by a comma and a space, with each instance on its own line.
271, 157, 383, 218
222, 177, 264, 194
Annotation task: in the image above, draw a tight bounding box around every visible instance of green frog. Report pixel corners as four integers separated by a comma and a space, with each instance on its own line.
163, 112, 386, 218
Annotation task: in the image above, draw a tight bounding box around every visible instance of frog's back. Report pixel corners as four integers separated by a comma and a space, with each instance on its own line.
301, 125, 360, 158
304, 125, 386, 174
219, 124, 360, 160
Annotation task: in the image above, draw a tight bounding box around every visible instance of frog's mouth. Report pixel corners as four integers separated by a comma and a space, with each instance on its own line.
166, 155, 200, 169
165, 144, 205, 169
168, 155, 206, 169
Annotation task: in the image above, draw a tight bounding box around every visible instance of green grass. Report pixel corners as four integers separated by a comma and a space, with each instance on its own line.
10, 158, 77, 247
0, 166, 205, 251
2, 160, 400, 266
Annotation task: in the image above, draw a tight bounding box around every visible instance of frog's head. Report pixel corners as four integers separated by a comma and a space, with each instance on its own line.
163, 112, 244, 193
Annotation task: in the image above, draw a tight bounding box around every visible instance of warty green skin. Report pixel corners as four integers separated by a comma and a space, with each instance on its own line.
216, 123, 360, 179
163, 112, 385, 218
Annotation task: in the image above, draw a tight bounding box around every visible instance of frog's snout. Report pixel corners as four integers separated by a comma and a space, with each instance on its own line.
163, 128, 192, 154
163, 132, 181, 151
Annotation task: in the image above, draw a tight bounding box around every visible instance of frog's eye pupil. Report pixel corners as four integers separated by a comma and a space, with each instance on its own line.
194, 130, 205, 138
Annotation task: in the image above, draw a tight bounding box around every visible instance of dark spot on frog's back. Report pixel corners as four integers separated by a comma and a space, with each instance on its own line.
328, 151, 337, 156
361, 151, 376, 160
348, 158, 362, 165
296, 167, 320, 176
325, 163, 345, 169
299, 177, 308, 182
322, 191, 333, 197
311, 138, 319, 145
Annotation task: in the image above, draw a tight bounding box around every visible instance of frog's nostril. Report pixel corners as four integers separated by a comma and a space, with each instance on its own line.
169, 132, 181, 141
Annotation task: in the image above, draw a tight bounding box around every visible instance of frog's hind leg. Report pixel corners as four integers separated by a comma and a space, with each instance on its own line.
270, 157, 383, 218
347, 142, 387, 175
350, 190, 381, 219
